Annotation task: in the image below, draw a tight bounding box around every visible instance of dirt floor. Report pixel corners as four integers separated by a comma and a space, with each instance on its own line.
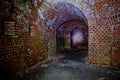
21, 52, 120, 80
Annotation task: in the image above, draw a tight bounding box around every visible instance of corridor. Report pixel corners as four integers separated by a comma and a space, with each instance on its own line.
0, 0, 120, 80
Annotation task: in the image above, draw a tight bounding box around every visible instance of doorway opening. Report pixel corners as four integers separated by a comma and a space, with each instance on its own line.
56, 20, 88, 62
44, 2, 89, 63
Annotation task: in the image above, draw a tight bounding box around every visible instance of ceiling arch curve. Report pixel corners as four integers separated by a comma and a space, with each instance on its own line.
44, 2, 88, 30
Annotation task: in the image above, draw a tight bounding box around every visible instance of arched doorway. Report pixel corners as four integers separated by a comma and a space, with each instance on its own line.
56, 20, 88, 62
44, 2, 88, 62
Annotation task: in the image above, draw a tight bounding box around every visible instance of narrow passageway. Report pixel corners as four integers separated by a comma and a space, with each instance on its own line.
0, 0, 120, 80
56, 20, 88, 63
20, 2, 120, 80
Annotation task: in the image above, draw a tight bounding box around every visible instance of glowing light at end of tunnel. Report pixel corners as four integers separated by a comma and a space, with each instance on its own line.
72, 31, 84, 45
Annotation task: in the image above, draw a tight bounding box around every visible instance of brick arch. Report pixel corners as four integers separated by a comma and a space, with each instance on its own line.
44, 2, 88, 32
44, 2, 88, 55
56, 19, 88, 53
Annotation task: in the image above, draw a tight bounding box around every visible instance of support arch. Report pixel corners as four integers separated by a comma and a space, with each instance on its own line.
44, 2, 88, 61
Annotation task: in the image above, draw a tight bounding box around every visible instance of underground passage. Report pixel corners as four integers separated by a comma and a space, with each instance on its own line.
0, 0, 120, 80
56, 20, 88, 62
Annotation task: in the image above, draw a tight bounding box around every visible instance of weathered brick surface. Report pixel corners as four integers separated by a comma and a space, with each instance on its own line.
88, 0, 120, 67
0, 0, 120, 79
43, 0, 120, 67
0, 0, 47, 80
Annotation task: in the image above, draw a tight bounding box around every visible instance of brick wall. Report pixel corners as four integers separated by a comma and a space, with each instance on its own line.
0, 0, 120, 80
0, 0, 48, 80
88, 0, 120, 67
43, 0, 120, 67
